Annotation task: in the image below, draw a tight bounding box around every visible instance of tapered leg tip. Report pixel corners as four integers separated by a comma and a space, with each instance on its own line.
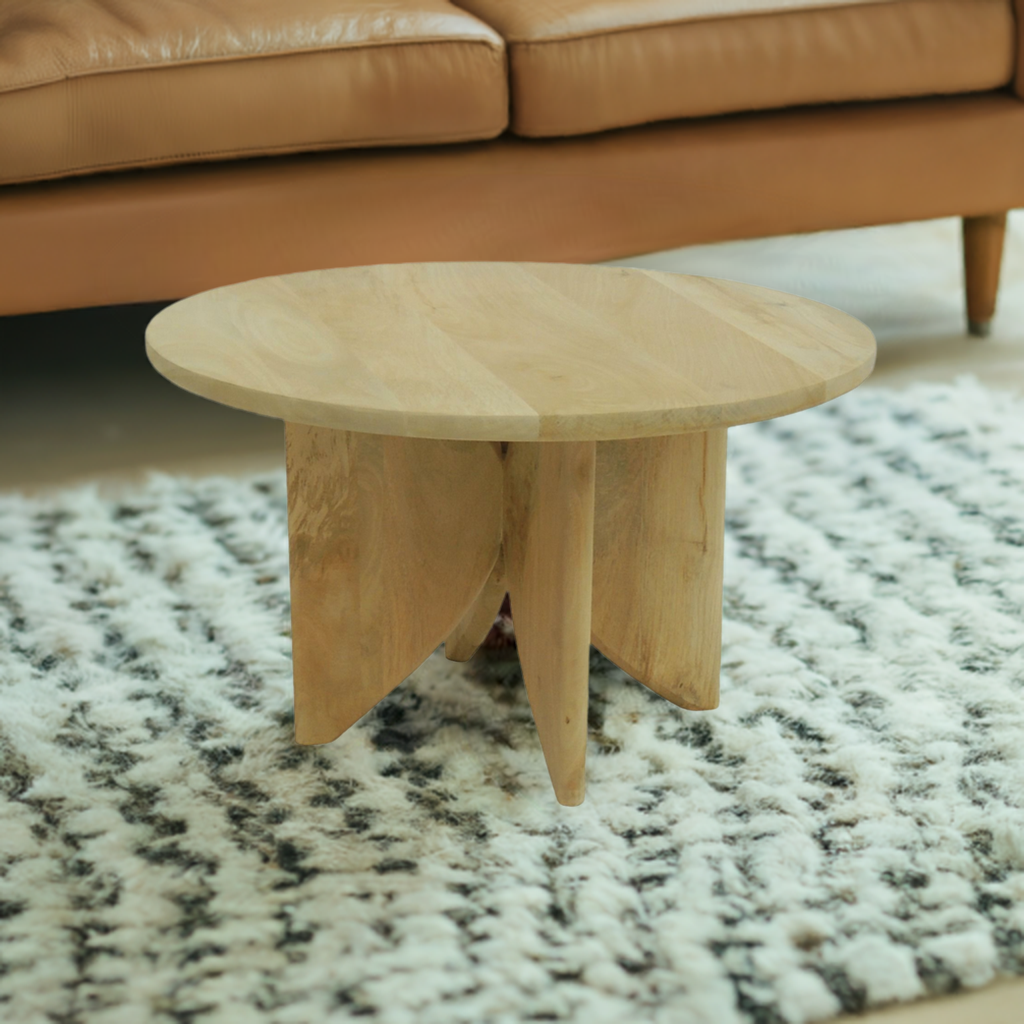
444, 642, 475, 662
657, 691, 720, 711
968, 319, 993, 338
548, 759, 587, 806
294, 728, 340, 746
294, 710, 349, 745
554, 784, 586, 807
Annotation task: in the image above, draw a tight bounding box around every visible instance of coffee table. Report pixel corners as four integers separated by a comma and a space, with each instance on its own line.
147, 263, 875, 805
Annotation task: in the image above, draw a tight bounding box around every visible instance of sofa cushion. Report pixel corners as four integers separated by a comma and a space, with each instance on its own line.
455, 0, 1016, 137
0, 0, 507, 185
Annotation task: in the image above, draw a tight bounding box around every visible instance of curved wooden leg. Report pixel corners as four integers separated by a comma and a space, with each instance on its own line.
287, 422, 729, 803
591, 430, 726, 711
445, 551, 506, 662
963, 213, 1007, 337
286, 425, 503, 744
504, 441, 595, 806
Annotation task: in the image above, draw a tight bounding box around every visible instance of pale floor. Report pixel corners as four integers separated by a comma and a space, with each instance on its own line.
1, 216, 1023, 1022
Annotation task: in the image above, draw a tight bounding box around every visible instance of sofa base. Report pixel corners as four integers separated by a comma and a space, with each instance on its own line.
2, 93, 1024, 317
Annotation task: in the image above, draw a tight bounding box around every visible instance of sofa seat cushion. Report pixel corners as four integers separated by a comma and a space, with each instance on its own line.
0, 0, 507, 185
455, 0, 1016, 137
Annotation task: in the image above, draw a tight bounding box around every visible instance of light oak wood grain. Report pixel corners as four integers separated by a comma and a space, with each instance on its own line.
147, 262, 876, 442
592, 431, 727, 710
445, 549, 507, 662
504, 441, 596, 806
286, 425, 502, 743
149, 260, 877, 804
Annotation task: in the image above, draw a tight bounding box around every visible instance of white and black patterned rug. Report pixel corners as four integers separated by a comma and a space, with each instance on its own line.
2, 378, 1024, 1024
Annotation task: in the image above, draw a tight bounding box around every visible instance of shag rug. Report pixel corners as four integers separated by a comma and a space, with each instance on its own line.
2, 378, 1024, 1024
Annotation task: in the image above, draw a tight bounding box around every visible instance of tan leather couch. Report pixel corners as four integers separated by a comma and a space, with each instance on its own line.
1, 0, 1022, 334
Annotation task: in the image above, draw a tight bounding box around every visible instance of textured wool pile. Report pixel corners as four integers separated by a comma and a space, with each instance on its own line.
2, 378, 1024, 1024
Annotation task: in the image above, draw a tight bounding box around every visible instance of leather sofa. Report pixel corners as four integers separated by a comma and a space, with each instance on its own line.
1, 0, 1022, 335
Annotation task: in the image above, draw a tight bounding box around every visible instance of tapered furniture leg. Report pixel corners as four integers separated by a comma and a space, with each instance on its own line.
504, 441, 596, 806
963, 212, 1007, 337
286, 425, 503, 744
592, 430, 727, 711
445, 551, 507, 662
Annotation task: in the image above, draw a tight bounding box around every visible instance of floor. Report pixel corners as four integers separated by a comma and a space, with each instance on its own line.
1, 214, 1023, 1021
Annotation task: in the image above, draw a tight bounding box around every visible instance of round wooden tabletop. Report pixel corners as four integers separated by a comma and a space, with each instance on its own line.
146, 262, 876, 442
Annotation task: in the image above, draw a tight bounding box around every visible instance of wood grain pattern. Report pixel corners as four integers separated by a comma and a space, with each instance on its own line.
151, 261, 878, 804
504, 441, 596, 806
286, 425, 502, 743
147, 262, 876, 442
592, 431, 727, 710
963, 212, 1007, 336
445, 549, 507, 662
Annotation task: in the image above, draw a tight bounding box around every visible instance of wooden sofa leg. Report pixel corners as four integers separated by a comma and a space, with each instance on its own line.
963, 213, 1007, 337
